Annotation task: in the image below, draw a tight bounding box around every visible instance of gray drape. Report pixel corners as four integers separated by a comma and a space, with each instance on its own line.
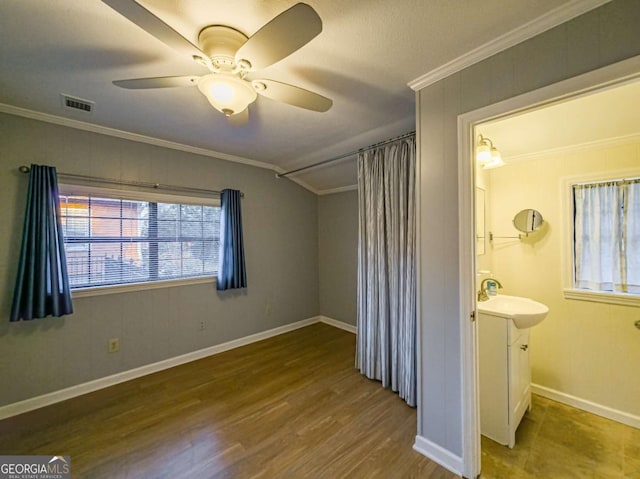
356, 136, 417, 406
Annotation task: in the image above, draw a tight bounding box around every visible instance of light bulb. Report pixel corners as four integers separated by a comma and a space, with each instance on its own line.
209, 82, 235, 103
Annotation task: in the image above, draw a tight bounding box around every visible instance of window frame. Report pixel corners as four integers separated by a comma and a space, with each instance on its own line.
562, 169, 640, 307
58, 183, 220, 298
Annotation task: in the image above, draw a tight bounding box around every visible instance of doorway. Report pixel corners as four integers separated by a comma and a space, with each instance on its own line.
458, 56, 640, 479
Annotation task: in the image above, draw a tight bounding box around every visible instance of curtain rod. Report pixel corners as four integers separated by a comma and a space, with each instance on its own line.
18, 166, 244, 197
276, 131, 416, 178
572, 176, 640, 187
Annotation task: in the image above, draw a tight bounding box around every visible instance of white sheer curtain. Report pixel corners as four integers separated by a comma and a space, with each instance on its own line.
627, 181, 640, 292
356, 136, 416, 406
574, 179, 640, 294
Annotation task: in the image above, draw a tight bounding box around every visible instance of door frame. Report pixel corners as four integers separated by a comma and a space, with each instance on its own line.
457, 54, 640, 479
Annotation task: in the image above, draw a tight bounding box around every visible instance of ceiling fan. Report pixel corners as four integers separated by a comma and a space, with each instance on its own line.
102, 0, 332, 125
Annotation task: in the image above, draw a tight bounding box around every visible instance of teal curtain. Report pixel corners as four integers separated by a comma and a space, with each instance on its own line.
10, 164, 73, 322
216, 189, 247, 290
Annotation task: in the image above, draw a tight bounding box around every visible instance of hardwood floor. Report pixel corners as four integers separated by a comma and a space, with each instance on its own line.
481, 394, 640, 478
0, 323, 458, 478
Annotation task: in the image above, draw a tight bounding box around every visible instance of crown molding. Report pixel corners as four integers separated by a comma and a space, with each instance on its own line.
0, 103, 322, 195
0, 103, 274, 169
503, 133, 640, 163
317, 184, 358, 196
408, 0, 611, 91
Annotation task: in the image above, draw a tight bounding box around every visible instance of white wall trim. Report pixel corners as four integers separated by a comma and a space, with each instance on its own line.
532, 384, 640, 429
71, 276, 216, 299
317, 184, 358, 196
0, 103, 322, 195
408, 0, 610, 91
563, 288, 640, 307
458, 114, 481, 479
318, 315, 357, 333
0, 316, 350, 420
413, 435, 464, 477
505, 133, 640, 163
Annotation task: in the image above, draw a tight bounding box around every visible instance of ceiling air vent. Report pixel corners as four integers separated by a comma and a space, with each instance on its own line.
60, 94, 95, 114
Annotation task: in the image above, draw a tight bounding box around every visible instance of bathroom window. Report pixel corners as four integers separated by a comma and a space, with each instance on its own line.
59, 185, 220, 294
572, 177, 640, 296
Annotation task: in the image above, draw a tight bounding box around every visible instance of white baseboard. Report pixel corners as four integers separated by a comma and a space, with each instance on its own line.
318, 315, 357, 334
413, 435, 463, 476
532, 383, 640, 429
0, 316, 332, 420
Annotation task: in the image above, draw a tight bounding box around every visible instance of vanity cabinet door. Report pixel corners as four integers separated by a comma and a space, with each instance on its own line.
509, 331, 531, 430
480, 316, 532, 447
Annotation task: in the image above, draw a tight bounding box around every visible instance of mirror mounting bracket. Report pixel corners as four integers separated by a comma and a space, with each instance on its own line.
489, 232, 524, 241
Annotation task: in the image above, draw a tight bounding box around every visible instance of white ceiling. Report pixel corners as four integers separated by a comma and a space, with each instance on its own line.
0, 0, 603, 193
479, 79, 640, 161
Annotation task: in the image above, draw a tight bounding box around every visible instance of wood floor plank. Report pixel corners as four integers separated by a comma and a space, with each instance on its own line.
0, 323, 458, 478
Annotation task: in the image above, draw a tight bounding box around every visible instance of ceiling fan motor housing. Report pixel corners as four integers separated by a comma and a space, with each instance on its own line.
198, 26, 248, 71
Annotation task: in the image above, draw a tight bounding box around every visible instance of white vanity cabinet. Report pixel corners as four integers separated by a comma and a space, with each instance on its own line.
479, 313, 531, 448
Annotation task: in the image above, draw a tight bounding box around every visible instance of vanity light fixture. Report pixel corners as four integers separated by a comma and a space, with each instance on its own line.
476, 134, 505, 169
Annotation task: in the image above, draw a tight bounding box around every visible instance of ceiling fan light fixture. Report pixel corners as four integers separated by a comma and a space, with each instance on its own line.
197, 74, 257, 116
104, 1, 331, 122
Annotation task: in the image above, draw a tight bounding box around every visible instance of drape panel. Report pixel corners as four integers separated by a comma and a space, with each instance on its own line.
217, 189, 247, 290
574, 179, 640, 294
356, 136, 416, 406
10, 164, 73, 321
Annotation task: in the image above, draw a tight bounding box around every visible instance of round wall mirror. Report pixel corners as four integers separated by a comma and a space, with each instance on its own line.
513, 209, 543, 233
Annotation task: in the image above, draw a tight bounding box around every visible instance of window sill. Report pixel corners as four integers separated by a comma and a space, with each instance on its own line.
563, 288, 640, 307
71, 276, 216, 298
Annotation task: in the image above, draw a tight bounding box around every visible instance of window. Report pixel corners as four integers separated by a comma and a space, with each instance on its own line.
59, 186, 220, 290
572, 177, 639, 295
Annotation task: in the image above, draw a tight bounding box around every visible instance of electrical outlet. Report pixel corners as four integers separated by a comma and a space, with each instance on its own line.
108, 338, 120, 353
199, 320, 206, 331
265, 303, 273, 316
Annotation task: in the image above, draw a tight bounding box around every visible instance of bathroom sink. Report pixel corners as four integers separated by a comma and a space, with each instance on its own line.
478, 295, 549, 329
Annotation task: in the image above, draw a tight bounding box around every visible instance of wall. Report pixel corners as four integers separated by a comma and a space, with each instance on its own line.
318, 190, 358, 325
416, 0, 640, 461
0, 113, 319, 407
487, 141, 640, 417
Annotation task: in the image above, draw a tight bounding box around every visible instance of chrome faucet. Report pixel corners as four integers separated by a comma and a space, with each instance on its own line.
478, 278, 503, 302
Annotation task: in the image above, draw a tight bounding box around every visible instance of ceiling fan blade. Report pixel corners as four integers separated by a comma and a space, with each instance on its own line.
235, 3, 322, 71
102, 0, 205, 58
227, 108, 249, 126
253, 79, 332, 112
113, 76, 200, 89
